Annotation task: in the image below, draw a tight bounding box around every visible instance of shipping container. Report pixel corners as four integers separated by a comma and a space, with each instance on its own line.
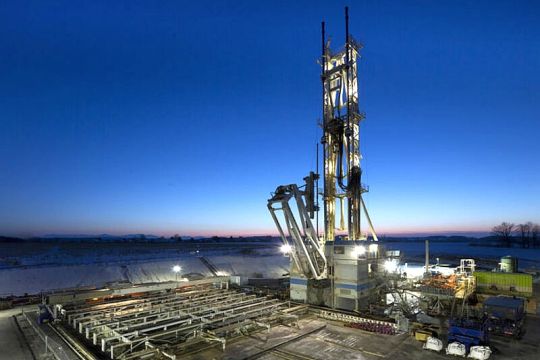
473, 271, 532, 297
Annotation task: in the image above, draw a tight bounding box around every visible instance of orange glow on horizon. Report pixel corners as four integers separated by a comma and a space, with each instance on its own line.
10, 224, 493, 239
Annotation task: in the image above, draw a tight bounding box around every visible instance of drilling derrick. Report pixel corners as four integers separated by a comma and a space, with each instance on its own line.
322, 8, 377, 243
268, 7, 383, 311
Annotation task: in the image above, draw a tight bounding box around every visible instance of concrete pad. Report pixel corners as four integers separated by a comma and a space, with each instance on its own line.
0, 308, 33, 360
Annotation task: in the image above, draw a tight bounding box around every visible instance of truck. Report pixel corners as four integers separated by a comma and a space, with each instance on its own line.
483, 296, 525, 338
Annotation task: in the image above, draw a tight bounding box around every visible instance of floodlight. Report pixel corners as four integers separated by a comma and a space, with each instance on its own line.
352, 245, 366, 257
384, 259, 398, 273
280, 244, 292, 254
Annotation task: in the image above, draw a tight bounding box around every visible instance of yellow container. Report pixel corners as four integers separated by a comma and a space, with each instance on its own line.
415, 329, 432, 342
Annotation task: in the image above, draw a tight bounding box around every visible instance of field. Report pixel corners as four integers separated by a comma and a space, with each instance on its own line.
1, 239, 540, 297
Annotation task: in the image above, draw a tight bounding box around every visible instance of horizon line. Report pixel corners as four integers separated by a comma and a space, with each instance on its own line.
1, 229, 494, 239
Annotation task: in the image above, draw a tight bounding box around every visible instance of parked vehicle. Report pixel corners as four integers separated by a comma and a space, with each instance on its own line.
483, 296, 525, 338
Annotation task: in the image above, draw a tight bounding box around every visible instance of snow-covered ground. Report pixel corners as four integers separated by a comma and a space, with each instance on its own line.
0, 253, 290, 296
1, 240, 539, 297
0, 241, 289, 296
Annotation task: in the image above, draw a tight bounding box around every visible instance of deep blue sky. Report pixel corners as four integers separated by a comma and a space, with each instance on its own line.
1, 0, 539, 237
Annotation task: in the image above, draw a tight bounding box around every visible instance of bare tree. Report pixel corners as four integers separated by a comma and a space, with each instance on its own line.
516, 223, 532, 248
492, 222, 515, 247
532, 223, 540, 248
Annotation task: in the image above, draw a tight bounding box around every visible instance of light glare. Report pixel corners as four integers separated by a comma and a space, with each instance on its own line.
172, 265, 182, 273
352, 245, 366, 257
280, 244, 292, 254
384, 259, 398, 273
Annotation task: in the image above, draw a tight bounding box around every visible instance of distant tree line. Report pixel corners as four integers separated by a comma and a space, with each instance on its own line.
169, 234, 276, 243
492, 222, 540, 248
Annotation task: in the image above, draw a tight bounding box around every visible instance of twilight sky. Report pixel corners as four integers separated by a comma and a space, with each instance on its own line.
1, 0, 539, 238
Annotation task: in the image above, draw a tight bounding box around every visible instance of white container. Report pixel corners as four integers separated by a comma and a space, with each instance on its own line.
446, 342, 467, 357
468, 346, 492, 360
423, 336, 443, 352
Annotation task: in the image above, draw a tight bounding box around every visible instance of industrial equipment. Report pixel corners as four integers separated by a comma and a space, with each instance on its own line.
268, 179, 327, 281
52, 281, 296, 359
500, 255, 518, 273
37, 304, 53, 324
410, 317, 440, 342
414, 327, 436, 342
447, 318, 489, 351
483, 296, 525, 338
344, 320, 396, 335
319, 9, 377, 245
267, 7, 385, 311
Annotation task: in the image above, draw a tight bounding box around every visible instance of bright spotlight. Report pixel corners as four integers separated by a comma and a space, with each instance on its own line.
384, 259, 398, 273
172, 265, 182, 273
369, 244, 378, 253
352, 245, 366, 257
280, 244, 292, 254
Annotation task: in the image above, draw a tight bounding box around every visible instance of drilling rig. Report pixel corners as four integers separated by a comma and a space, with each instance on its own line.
268, 8, 385, 311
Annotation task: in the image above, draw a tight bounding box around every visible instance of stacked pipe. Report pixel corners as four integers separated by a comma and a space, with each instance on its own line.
345, 321, 396, 335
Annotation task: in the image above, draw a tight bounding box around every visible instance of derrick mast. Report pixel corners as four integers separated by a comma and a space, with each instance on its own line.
322, 8, 377, 242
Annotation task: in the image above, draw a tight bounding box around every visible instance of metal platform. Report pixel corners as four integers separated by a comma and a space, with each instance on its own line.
57, 284, 292, 359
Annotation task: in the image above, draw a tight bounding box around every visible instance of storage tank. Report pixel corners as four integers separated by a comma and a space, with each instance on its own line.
500, 256, 518, 273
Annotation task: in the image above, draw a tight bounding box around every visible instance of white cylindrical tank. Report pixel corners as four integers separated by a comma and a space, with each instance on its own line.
500, 256, 518, 273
